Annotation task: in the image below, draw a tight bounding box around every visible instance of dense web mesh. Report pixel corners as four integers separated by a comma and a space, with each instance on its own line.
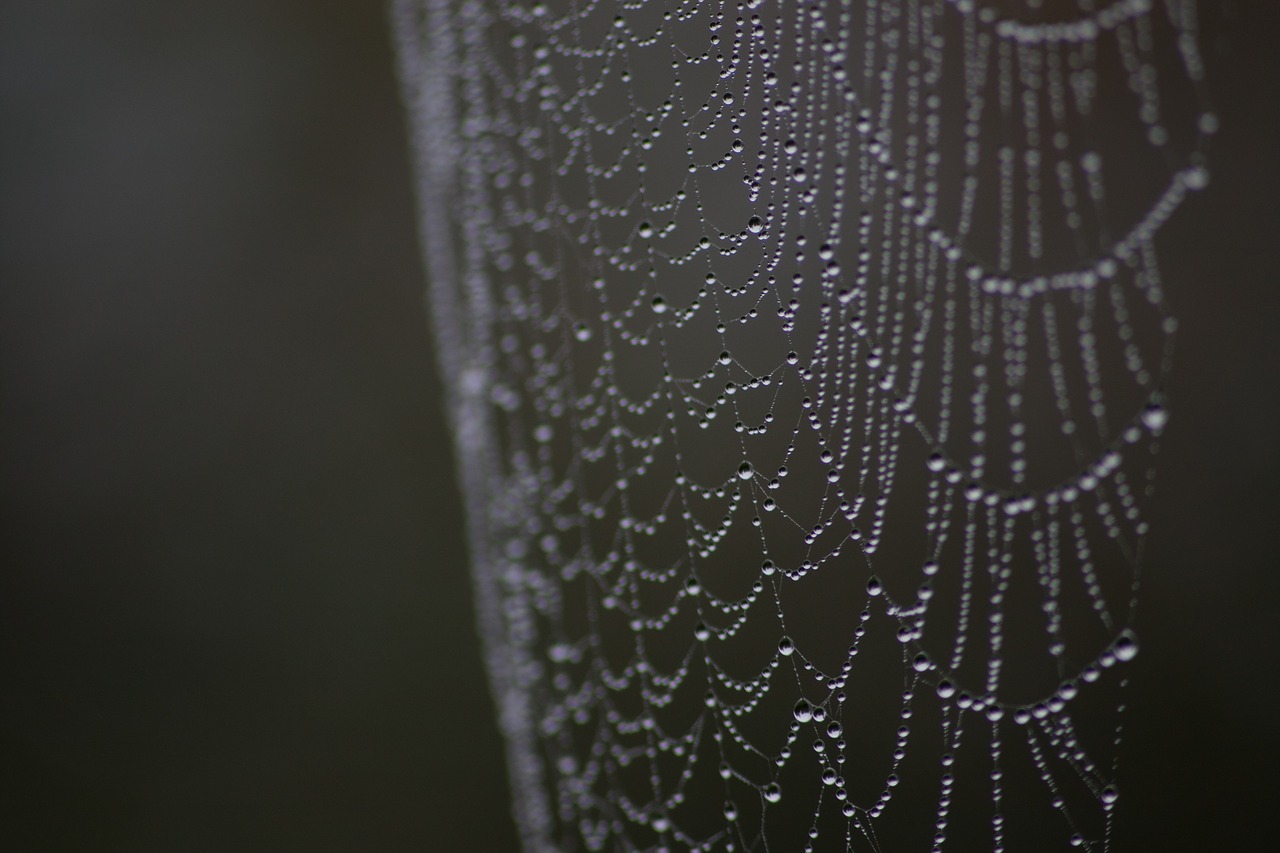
393, 0, 1214, 849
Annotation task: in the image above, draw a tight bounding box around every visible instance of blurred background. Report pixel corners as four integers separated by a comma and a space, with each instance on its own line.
0, 0, 1275, 850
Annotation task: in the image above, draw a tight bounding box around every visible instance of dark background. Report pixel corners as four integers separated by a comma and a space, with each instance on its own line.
0, 1, 1275, 850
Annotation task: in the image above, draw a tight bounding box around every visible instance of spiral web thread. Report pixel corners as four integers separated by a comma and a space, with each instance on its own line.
394, 0, 1214, 849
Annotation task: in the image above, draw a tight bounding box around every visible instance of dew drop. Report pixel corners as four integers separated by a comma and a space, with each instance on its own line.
1113, 630, 1139, 662
826, 721, 843, 739
763, 782, 782, 803
651, 295, 667, 313
778, 636, 795, 656
866, 575, 883, 596
793, 699, 813, 723
738, 461, 753, 480
1141, 403, 1168, 434
747, 216, 764, 234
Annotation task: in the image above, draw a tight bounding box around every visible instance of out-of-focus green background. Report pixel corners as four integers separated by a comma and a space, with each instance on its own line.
1, 1, 1275, 849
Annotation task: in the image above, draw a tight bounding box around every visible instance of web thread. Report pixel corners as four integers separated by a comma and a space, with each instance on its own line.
394, 0, 1215, 849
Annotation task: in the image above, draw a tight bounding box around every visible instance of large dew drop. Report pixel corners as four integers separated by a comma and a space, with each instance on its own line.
1113, 630, 1140, 662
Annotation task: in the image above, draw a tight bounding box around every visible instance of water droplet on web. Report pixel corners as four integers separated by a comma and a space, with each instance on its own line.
651, 295, 667, 313
638, 221, 654, 239
1142, 403, 1168, 434
866, 575, 883, 596
778, 636, 794, 656
1113, 630, 1139, 662
826, 721, 843, 739
793, 699, 813, 723
747, 216, 764, 234
574, 323, 591, 342
738, 461, 753, 480
764, 782, 782, 803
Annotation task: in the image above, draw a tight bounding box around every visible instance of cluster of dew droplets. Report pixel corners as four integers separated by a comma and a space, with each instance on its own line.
395, 0, 1214, 849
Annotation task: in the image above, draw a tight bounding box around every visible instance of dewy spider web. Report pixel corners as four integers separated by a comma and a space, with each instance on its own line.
393, 0, 1214, 849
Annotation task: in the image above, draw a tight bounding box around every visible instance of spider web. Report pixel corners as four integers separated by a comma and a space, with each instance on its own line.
393, 0, 1214, 849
